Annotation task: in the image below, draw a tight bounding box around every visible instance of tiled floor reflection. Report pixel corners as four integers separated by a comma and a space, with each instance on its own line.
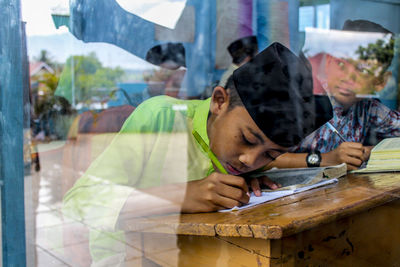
26, 142, 145, 267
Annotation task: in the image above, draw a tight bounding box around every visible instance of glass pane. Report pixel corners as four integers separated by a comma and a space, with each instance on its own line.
316, 4, 330, 29
299, 6, 315, 31
17, 0, 400, 266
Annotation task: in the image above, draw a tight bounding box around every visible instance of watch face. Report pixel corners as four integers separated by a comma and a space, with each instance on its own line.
308, 154, 319, 164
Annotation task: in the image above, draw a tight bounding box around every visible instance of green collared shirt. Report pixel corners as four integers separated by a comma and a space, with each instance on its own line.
63, 96, 214, 263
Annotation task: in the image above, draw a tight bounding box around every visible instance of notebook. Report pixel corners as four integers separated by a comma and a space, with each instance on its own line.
220, 163, 347, 212
352, 137, 400, 173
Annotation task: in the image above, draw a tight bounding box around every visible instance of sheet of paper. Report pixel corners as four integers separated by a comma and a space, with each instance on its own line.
219, 178, 338, 212
294, 178, 337, 193
372, 137, 400, 152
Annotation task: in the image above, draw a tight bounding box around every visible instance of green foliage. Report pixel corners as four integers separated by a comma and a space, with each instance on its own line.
55, 52, 124, 104
37, 72, 59, 94
356, 38, 394, 68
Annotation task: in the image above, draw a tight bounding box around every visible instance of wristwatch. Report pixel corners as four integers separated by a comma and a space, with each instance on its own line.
306, 151, 321, 167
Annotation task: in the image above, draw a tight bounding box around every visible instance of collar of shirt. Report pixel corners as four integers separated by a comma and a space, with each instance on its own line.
192, 97, 211, 147
191, 98, 216, 175
330, 97, 344, 116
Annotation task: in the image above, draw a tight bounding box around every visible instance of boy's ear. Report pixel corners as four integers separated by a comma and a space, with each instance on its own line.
210, 86, 229, 115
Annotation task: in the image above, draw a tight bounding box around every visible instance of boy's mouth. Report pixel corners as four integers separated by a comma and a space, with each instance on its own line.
226, 163, 242, 175
338, 88, 352, 95
335, 86, 355, 97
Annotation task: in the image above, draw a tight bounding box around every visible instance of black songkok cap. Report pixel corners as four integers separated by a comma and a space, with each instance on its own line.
145, 42, 186, 68
233, 42, 332, 147
228, 36, 258, 64
342, 19, 392, 34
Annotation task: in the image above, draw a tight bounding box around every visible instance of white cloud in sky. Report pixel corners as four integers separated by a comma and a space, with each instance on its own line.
116, 0, 186, 29
21, 0, 68, 36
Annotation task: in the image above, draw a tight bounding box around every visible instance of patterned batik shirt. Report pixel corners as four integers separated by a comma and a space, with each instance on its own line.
293, 98, 400, 153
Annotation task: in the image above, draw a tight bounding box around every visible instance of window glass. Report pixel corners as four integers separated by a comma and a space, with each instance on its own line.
11, 0, 400, 266
299, 6, 315, 31
316, 4, 330, 29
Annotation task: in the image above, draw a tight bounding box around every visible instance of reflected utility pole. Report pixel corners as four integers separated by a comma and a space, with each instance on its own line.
0, 0, 27, 265
71, 55, 75, 107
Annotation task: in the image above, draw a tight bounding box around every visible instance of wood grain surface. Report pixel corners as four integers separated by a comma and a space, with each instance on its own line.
121, 172, 400, 239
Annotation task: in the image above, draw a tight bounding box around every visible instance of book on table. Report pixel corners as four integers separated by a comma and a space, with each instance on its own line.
220, 163, 347, 212
352, 137, 400, 173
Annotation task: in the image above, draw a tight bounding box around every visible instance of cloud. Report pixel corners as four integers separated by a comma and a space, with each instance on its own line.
21, 0, 68, 36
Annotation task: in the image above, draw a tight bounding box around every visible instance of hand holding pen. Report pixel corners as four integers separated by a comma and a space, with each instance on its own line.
324, 123, 370, 170
179, 130, 251, 212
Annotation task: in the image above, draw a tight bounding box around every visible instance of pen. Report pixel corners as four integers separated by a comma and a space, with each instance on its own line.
327, 122, 369, 169
192, 130, 228, 174
326, 122, 346, 142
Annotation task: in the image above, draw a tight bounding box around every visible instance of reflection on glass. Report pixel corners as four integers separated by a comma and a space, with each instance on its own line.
15, 0, 400, 266
291, 22, 399, 171
304, 27, 393, 102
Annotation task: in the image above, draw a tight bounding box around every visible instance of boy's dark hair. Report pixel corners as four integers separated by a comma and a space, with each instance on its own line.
228, 36, 258, 65
232, 42, 330, 147
342, 19, 392, 34
145, 42, 186, 68
224, 75, 244, 110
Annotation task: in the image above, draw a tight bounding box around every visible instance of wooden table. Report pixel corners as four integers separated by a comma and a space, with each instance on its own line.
122, 172, 400, 266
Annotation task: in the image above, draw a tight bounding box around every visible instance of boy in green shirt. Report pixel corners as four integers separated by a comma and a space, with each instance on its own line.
63, 42, 331, 264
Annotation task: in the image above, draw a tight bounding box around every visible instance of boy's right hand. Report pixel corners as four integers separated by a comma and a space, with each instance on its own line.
323, 142, 368, 170
181, 172, 250, 213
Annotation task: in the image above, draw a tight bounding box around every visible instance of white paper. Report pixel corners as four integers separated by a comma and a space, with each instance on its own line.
219, 178, 338, 212
115, 0, 187, 29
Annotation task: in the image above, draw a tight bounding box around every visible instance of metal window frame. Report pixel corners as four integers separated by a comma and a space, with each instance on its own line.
0, 0, 27, 266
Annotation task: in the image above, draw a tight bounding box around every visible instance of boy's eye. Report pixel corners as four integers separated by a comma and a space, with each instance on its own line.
264, 152, 276, 160
242, 134, 255, 146
265, 150, 284, 160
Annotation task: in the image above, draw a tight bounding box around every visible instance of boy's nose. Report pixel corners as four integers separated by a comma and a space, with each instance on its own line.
239, 150, 259, 169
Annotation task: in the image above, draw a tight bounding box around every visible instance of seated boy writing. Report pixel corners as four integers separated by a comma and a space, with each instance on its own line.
63, 43, 330, 264
263, 20, 400, 181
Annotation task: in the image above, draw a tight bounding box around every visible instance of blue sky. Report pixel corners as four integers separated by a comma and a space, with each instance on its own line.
21, 0, 154, 70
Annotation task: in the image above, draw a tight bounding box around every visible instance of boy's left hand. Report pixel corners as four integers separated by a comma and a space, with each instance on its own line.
249, 176, 281, 197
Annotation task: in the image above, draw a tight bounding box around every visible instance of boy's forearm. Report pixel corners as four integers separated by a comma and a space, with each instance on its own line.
266, 153, 307, 168
266, 152, 335, 169
117, 172, 250, 224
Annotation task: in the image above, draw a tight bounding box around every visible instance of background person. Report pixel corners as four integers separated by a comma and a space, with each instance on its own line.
266, 20, 400, 172
218, 35, 258, 87
144, 42, 187, 98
